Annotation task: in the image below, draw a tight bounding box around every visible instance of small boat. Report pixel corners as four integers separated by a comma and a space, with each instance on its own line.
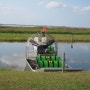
25, 27, 82, 72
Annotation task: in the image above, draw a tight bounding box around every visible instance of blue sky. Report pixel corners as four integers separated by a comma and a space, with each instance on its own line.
0, 0, 90, 27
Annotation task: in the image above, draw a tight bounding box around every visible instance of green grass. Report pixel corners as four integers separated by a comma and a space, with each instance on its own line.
0, 71, 90, 90
53, 34, 90, 42
0, 33, 30, 42
0, 26, 90, 42
0, 26, 90, 34
0, 33, 90, 42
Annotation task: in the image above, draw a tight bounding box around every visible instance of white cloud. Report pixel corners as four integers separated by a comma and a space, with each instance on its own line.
46, 1, 60, 8
72, 6, 80, 11
46, 1, 67, 9
81, 6, 90, 11
72, 5, 90, 12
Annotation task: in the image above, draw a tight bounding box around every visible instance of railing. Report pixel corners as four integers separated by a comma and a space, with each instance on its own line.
26, 44, 37, 59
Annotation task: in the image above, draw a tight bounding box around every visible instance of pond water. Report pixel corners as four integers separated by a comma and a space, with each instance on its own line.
0, 42, 90, 70
58, 43, 90, 70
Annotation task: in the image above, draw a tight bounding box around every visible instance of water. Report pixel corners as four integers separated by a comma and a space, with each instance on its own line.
0, 42, 90, 70
0, 42, 26, 70
58, 43, 90, 70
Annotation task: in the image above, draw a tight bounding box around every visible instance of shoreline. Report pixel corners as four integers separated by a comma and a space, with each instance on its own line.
0, 38, 90, 42
0, 33, 90, 42
0, 26, 90, 42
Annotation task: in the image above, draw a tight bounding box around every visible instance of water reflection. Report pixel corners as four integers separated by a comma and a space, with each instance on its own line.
0, 42, 26, 70
58, 43, 90, 70
0, 42, 90, 70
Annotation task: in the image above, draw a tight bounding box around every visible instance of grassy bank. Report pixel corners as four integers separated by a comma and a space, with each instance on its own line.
0, 33, 30, 42
0, 71, 90, 90
0, 26, 90, 34
0, 26, 90, 42
0, 33, 90, 42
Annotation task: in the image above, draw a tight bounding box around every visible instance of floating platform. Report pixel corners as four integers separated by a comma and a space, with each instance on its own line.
43, 68, 82, 72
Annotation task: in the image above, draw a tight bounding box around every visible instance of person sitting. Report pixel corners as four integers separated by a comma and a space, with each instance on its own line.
37, 39, 55, 54
30, 39, 55, 54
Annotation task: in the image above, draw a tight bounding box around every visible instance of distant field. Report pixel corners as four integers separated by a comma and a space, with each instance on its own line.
0, 26, 90, 34
0, 26, 90, 42
0, 70, 90, 90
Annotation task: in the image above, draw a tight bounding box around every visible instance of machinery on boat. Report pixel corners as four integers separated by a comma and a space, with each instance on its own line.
25, 27, 82, 72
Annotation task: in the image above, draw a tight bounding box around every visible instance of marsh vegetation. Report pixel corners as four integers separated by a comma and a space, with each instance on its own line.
0, 26, 90, 42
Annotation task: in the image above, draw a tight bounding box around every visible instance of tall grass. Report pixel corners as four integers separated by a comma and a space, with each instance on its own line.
0, 71, 90, 90
0, 26, 90, 42
0, 33, 30, 42
0, 26, 90, 34
53, 34, 90, 42
0, 33, 90, 42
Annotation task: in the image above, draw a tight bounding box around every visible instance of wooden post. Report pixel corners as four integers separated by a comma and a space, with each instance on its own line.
62, 52, 65, 73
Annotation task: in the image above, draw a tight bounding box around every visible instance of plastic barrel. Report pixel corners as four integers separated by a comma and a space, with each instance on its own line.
54, 61, 58, 68
51, 56, 55, 62
43, 60, 48, 67
46, 56, 50, 60
36, 56, 41, 63
59, 60, 62, 68
56, 56, 60, 61
49, 60, 53, 67
51, 46, 54, 52
41, 56, 46, 61
48, 46, 51, 50
38, 60, 43, 68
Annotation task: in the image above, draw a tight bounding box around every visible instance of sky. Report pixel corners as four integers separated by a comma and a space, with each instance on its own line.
0, 0, 90, 28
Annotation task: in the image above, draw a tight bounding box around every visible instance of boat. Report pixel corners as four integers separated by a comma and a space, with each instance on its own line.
25, 27, 82, 72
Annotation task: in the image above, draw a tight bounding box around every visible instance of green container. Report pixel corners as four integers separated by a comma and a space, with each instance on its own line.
59, 60, 62, 68
38, 60, 43, 68
43, 60, 48, 67
48, 46, 51, 50
54, 61, 58, 68
51, 46, 54, 52
48, 60, 53, 67
51, 56, 55, 61
56, 56, 60, 61
47, 46, 54, 54
41, 56, 46, 61
46, 56, 50, 60
36, 56, 41, 63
